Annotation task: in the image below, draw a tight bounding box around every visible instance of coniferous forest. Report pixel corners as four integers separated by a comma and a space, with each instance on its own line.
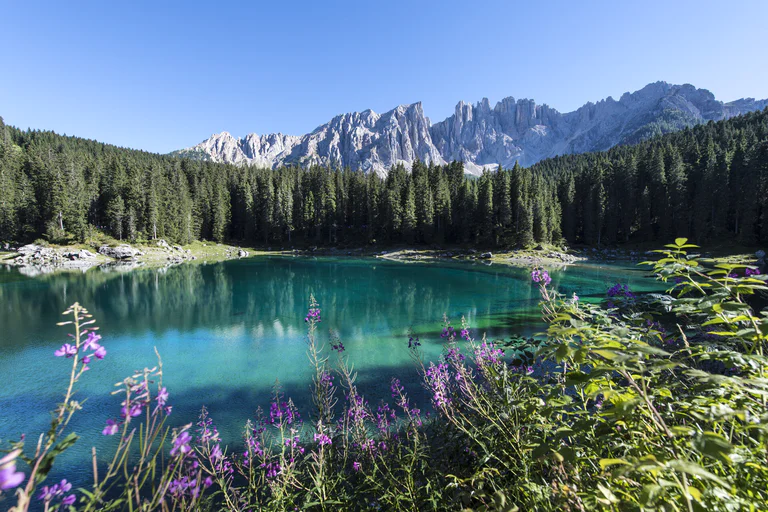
1, 108, 767, 248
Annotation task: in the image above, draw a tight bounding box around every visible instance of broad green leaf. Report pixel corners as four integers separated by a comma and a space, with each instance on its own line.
599, 458, 630, 470
692, 432, 733, 464
667, 460, 729, 488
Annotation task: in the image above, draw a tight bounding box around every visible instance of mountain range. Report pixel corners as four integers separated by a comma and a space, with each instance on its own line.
173, 82, 768, 175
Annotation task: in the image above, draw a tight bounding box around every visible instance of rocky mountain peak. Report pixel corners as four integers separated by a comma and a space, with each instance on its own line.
174, 82, 768, 175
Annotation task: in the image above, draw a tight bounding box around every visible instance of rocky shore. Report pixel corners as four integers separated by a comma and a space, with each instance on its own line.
3, 240, 764, 276
0, 239, 255, 275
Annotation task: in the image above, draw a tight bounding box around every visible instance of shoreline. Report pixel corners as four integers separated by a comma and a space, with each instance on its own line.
1, 240, 763, 276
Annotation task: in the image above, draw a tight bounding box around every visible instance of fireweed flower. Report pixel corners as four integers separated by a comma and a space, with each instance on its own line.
376, 403, 394, 432
37, 479, 74, 506
102, 418, 120, 436
475, 341, 504, 367
153, 387, 172, 416
261, 461, 281, 479
54, 343, 77, 358
347, 393, 369, 424
0, 449, 25, 491
269, 401, 299, 425
93, 345, 107, 360
352, 461, 362, 471
121, 403, 143, 419
320, 371, 334, 388
314, 433, 332, 446
441, 325, 455, 339
444, 347, 465, 363
531, 268, 552, 286
407, 336, 421, 349
304, 307, 321, 323
425, 362, 452, 408
171, 430, 193, 457
607, 283, 635, 298
284, 434, 305, 454
82, 332, 102, 351
196, 407, 221, 445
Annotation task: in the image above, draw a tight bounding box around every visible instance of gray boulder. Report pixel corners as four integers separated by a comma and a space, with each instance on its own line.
99, 244, 141, 260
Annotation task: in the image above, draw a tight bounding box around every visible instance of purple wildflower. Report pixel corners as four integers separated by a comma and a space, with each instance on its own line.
156, 387, 169, 407
391, 379, 403, 398
376, 403, 393, 432
746, 268, 761, 276
38, 479, 72, 503
347, 393, 369, 424
314, 433, 332, 446
444, 347, 465, 363
102, 419, 120, 436
0, 450, 25, 491
93, 345, 107, 360
269, 400, 299, 426
441, 325, 456, 340
425, 362, 452, 408
305, 307, 321, 323
121, 403, 143, 419
54, 343, 77, 358
407, 336, 421, 349
82, 332, 102, 351
531, 268, 552, 286
474, 341, 504, 367
262, 461, 281, 479
460, 329, 470, 341
196, 407, 220, 445
352, 461, 361, 471
607, 283, 636, 299
171, 430, 192, 457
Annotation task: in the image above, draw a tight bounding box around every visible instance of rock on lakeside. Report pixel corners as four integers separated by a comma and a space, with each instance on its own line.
0, 239, 259, 275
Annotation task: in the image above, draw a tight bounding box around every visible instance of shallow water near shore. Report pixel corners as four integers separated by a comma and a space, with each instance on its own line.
0, 256, 665, 489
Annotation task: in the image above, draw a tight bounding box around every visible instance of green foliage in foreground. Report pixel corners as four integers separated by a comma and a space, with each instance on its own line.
1, 240, 767, 511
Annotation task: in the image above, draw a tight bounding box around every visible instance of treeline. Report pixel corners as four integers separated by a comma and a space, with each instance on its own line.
543, 108, 768, 245
1, 108, 767, 248
0, 118, 560, 246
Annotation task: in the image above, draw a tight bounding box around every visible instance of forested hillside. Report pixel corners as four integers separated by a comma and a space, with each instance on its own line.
1, 108, 767, 248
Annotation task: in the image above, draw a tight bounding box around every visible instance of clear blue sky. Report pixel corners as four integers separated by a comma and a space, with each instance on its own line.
1, 0, 766, 154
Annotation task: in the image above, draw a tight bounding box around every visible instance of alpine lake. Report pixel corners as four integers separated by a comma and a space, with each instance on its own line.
0, 255, 667, 486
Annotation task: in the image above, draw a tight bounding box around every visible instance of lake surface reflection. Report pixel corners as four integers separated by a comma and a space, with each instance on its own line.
0, 256, 663, 483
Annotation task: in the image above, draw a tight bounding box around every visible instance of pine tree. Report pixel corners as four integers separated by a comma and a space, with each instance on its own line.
107, 196, 125, 240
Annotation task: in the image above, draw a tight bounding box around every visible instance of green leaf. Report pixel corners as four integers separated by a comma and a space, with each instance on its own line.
667, 460, 729, 488
597, 483, 619, 504
692, 432, 733, 464
35, 432, 79, 483
599, 458, 631, 470
687, 486, 702, 502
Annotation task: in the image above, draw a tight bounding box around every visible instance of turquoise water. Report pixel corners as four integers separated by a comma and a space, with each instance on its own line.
0, 256, 664, 485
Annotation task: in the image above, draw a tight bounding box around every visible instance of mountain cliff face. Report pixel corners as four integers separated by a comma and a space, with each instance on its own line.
174, 82, 767, 175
